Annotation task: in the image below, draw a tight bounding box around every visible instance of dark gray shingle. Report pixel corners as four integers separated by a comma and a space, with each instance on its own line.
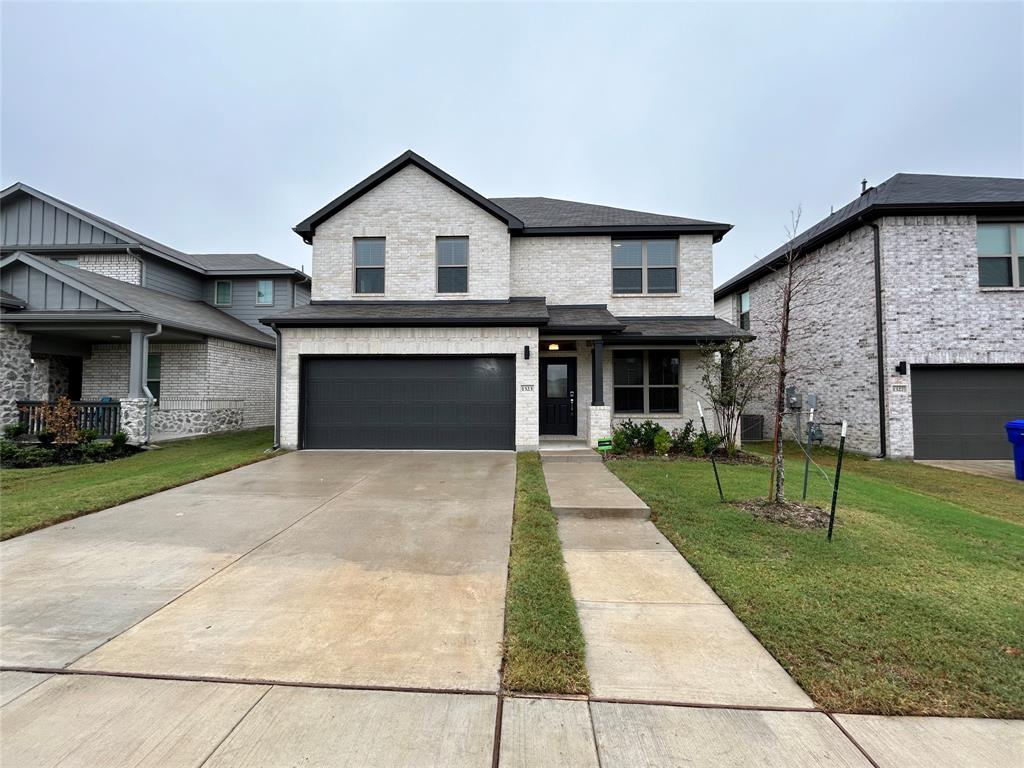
491, 196, 729, 231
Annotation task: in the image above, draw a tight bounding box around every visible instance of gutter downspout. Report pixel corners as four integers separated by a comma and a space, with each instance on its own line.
142, 323, 162, 444
863, 217, 887, 458
271, 323, 282, 449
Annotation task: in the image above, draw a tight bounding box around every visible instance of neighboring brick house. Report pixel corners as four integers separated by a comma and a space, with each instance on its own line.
715, 173, 1024, 460
265, 151, 748, 450
0, 183, 310, 442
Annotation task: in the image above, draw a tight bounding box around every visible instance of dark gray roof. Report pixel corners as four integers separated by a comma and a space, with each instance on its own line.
492, 197, 730, 234
546, 305, 624, 333
613, 316, 753, 343
188, 253, 307, 275
264, 298, 549, 327
293, 151, 731, 242
0, 289, 25, 309
35, 258, 274, 347
1, 182, 302, 278
715, 173, 1024, 299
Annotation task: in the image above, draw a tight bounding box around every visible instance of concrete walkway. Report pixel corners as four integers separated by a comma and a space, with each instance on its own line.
543, 460, 650, 518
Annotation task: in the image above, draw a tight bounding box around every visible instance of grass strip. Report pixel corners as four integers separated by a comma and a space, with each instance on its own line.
1, 428, 278, 540
502, 451, 590, 694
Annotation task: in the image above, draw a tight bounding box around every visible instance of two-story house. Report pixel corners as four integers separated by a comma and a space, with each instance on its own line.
715, 173, 1024, 460
0, 183, 310, 442
263, 151, 747, 451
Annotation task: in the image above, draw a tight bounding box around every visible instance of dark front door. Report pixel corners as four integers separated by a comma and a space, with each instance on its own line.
540, 359, 576, 435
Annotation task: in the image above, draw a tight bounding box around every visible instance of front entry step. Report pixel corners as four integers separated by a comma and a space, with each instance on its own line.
539, 448, 602, 464
541, 459, 651, 519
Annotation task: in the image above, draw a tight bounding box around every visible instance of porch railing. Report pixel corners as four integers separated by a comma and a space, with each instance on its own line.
17, 401, 122, 439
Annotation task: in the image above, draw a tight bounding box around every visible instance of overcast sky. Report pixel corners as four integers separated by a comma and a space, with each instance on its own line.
3, 2, 1022, 283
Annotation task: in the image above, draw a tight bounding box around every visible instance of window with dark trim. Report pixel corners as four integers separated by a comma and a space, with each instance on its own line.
612, 239, 678, 294
214, 280, 232, 306
436, 237, 468, 293
146, 353, 161, 402
256, 279, 274, 306
354, 238, 386, 294
613, 350, 680, 414
739, 290, 750, 330
977, 223, 1023, 288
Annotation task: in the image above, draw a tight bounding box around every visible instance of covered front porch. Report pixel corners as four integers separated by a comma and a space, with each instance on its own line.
538, 308, 752, 446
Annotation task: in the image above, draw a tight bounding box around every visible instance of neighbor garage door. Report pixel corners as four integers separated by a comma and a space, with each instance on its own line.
911, 365, 1024, 459
300, 356, 515, 450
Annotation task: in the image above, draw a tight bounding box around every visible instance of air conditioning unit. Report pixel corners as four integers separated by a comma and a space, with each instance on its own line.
740, 414, 765, 441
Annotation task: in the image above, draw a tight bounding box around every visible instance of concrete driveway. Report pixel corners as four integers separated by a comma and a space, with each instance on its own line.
1, 451, 514, 691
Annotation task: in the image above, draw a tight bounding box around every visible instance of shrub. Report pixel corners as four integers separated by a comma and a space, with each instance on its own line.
636, 420, 662, 453
653, 428, 671, 456
693, 430, 724, 458
611, 430, 629, 455
77, 428, 100, 444
111, 431, 128, 449
37, 431, 56, 446
3, 423, 27, 440
0, 441, 55, 468
670, 420, 695, 454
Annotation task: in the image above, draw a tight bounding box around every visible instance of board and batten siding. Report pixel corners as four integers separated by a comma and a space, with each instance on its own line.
202, 276, 297, 333
0, 261, 116, 311
1, 194, 126, 247
142, 256, 203, 299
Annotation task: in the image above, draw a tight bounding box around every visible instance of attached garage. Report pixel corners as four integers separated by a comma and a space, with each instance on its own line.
911, 365, 1024, 459
300, 356, 516, 450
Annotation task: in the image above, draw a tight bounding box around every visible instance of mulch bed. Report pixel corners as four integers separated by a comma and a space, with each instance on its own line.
604, 450, 766, 465
732, 497, 830, 528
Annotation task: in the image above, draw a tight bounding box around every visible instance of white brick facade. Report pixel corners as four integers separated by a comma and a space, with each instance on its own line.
76, 254, 142, 284
511, 234, 715, 316
278, 326, 539, 450
720, 214, 1024, 457
312, 165, 512, 301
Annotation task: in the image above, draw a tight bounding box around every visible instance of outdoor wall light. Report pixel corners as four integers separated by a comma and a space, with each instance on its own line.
523, 345, 530, 360
547, 343, 560, 351
895, 361, 907, 375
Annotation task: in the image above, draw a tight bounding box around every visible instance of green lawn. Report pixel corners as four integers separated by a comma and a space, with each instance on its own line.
1, 428, 278, 540
502, 452, 589, 694
608, 449, 1024, 718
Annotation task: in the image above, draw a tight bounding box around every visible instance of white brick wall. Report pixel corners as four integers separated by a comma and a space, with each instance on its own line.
77, 254, 142, 284
511, 234, 715, 316
879, 214, 1024, 456
312, 165, 511, 301
278, 326, 539, 450
81, 339, 274, 429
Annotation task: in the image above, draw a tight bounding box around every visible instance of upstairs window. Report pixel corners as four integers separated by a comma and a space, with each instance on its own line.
612, 239, 678, 294
214, 280, 232, 306
56, 257, 79, 268
354, 238, 386, 294
739, 290, 750, 330
256, 279, 274, 306
977, 223, 1022, 288
436, 237, 469, 293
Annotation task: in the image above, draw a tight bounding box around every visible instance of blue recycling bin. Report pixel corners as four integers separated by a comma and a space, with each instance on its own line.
1006, 420, 1024, 481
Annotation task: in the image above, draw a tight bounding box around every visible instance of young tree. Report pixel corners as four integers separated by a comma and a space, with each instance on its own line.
762, 207, 829, 502
696, 341, 773, 454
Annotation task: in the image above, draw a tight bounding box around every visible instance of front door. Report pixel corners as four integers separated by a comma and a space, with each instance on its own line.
540, 359, 576, 435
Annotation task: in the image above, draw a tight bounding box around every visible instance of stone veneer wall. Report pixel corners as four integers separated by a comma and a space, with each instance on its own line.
278, 326, 539, 450
511, 234, 715, 317
150, 407, 244, 436
312, 165, 512, 301
878, 215, 1024, 457
0, 323, 32, 427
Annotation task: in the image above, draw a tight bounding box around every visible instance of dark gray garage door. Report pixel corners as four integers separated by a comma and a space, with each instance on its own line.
301, 356, 515, 450
911, 365, 1024, 459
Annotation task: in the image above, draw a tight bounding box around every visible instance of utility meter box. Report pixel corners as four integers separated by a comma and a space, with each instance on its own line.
786, 386, 803, 410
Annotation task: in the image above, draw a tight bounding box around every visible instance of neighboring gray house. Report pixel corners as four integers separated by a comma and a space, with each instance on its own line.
264, 150, 747, 451
0, 183, 310, 442
715, 173, 1024, 460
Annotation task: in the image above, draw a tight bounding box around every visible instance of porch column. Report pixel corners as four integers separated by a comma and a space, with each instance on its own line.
128, 328, 147, 398
591, 339, 605, 406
